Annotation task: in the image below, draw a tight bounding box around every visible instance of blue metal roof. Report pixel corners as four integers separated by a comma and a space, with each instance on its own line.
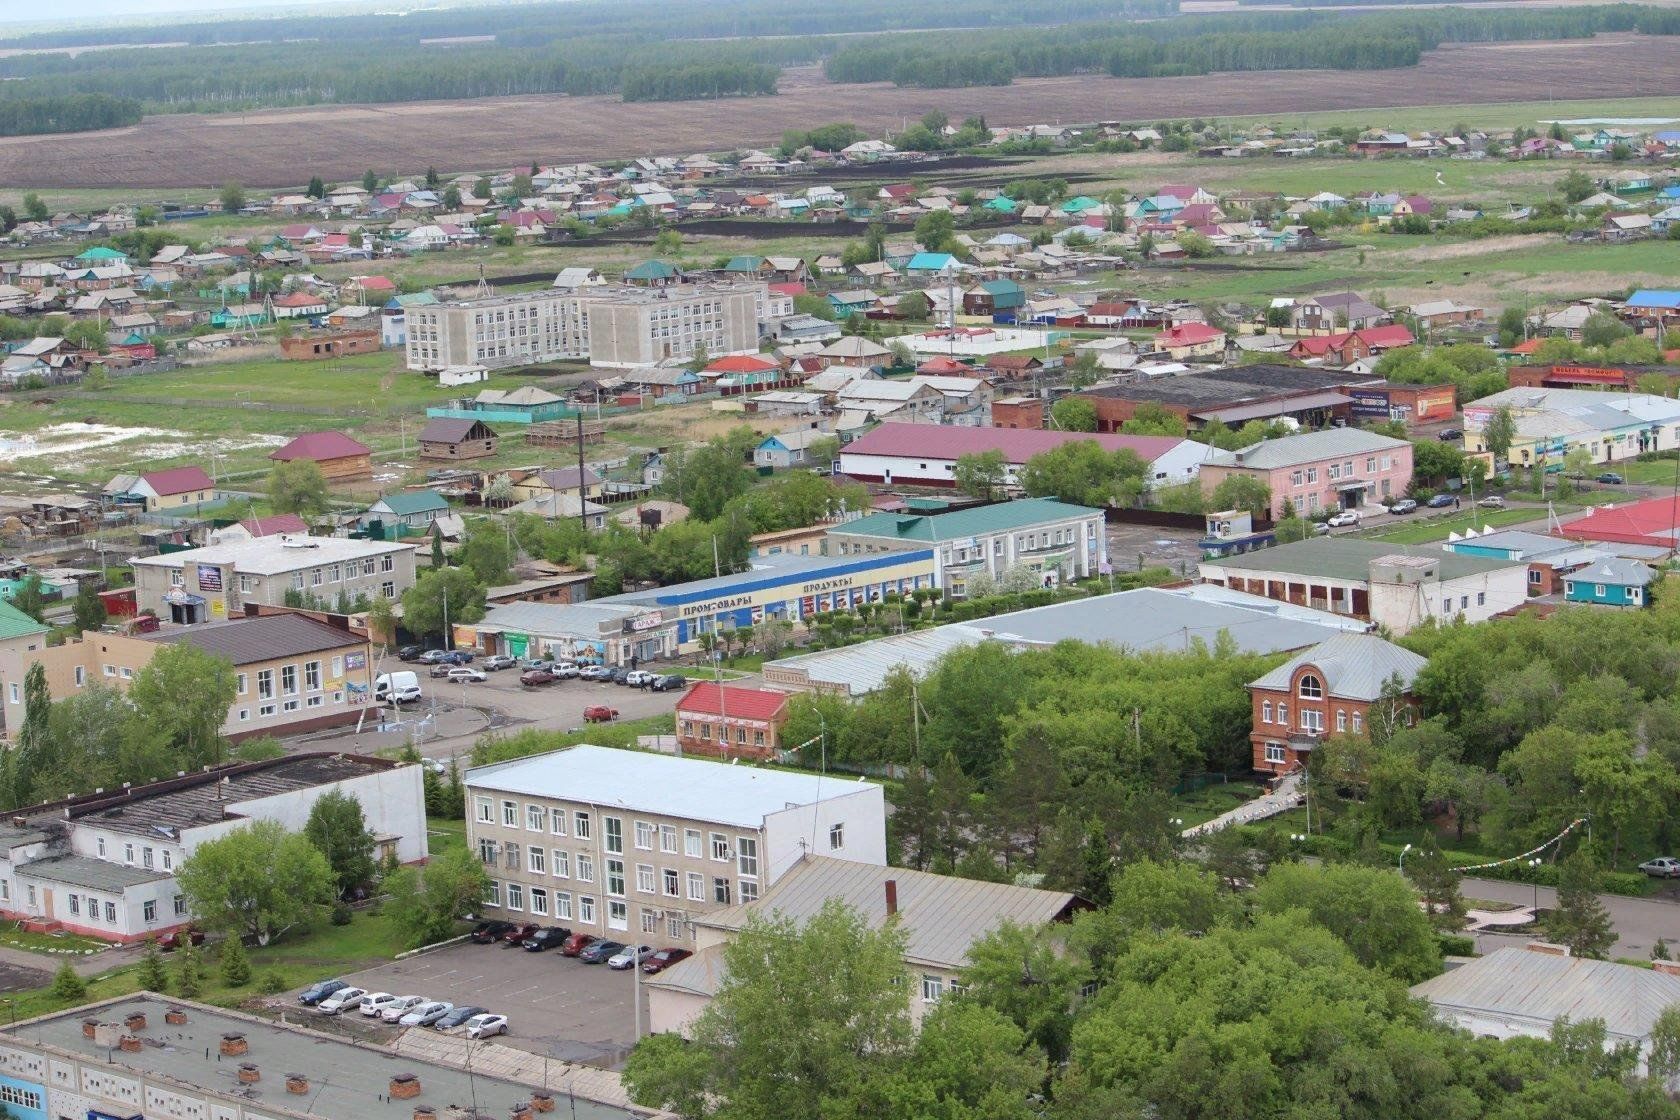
1627, 289, 1680, 310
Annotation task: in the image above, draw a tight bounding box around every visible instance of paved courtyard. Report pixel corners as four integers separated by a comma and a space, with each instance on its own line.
336, 939, 648, 1067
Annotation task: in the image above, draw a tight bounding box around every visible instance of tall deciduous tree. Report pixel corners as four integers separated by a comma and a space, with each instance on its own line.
385, 847, 490, 948
175, 820, 334, 945
267, 458, 331, 518
1252, 861, 1441, 982
952, 449, 1007, 500
400, 566, 486, 641
623, 899, 911, 1119
303, 789, 377, 900
128, 642, 237, 768
1050, 397, 1098, 432
71, 581, 107, 633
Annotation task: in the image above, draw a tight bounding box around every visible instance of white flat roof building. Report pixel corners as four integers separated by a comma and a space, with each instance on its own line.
464, 745, 887, 943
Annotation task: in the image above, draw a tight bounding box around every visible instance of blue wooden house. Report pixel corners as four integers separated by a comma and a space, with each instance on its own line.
1563, 557, 1654, 607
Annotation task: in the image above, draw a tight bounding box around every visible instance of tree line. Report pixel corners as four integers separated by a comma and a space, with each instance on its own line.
0, 93, 141, 137
824, 5, 1676, 87
621, 62, 779, 102
0, 0, 1174, 111
623, 857, 1680, 1120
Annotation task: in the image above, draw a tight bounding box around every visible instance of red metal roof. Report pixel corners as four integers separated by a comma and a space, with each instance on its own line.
273, 292, 324, 307
1561, 496, 1680, 547
270, 431, 372, 461
240, 513, 310, 537
1355, 324, 1416, 348
1509, 338, 1544, 354
705, 355, 779, 374
675, 681, 790, 722
842, 422, 1185, 465
915, 356, 971, 374
139, 466, 214, 496
1155, 322, 1224, 345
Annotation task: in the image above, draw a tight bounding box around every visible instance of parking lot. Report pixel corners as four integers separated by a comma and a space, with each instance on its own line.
294, 663, 688, 761
335, 938, 645, 1066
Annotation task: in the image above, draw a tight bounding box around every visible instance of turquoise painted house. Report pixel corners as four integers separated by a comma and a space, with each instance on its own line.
1563, 557, 1654, 607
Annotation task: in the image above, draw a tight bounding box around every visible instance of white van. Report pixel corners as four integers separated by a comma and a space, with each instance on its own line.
375, 671, 422, 704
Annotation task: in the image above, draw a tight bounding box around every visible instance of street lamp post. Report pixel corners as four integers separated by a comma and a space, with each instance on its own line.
1399, 842, 1414, 876
1528, 857, 1542, 912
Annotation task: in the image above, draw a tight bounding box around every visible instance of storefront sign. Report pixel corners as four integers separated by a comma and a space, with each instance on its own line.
680, 594, 753, 619
196, 563, 223, 592
623, 611, 665, 633
1348, 390, 1390, 418
345, 652, 367, 671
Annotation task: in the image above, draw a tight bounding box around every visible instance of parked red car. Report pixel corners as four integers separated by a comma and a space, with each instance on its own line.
559, 932, 599, 957
583, 705, 619, 723
641, 947, 693, 974
499, 923, 540, 945
520, 668, 556, 687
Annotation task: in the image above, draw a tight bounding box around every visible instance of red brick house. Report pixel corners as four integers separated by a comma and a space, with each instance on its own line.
676, 681, 790, 760
1247, 632, 1426, 775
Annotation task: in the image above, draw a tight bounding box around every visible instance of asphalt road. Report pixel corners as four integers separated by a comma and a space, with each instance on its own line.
1462, 876, 1680, 960
288, 666, 694, 762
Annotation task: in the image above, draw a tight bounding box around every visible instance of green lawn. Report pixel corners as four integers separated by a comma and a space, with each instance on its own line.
0, 923, 104, 956
1609, 458, 1680, 487
426, 816, 467, 856
1221, 94, 1680, 136
1172, 781, 1268, 829
1363, 505, 1543, 544
3, 908, 427, 1023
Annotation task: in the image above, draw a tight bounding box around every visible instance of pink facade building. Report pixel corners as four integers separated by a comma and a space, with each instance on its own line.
1199, 429, 1414, 518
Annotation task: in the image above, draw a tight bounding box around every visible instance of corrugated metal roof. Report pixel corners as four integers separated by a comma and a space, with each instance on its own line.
836, 498, 1098, 543
1247, 632, 1426, 700
1412, 946, 1680, 1041
841, 422, 1186, 466
699, 856, 1078, 970
1203, 427, 1410, 470
20, 855, 172, 892
1204, 538, 1520, 582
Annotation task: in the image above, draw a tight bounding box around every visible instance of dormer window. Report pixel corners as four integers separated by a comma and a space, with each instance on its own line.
1298, 674, 1323, 700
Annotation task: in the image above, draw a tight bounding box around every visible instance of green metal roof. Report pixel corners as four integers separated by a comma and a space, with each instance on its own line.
625, 259, 679, 280
75, 246, 126, 261
836, 498, 1100, 543
723, 255, 764, 272
983, 196, 1018, 212
370, 489, 449, 516
0, 597, 48, 640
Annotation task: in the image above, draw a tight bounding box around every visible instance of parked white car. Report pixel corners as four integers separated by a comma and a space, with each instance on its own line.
1326, 510, 1361, 528
359, 992, 400, 1017
624, 670, 657, 688
398, 1000, 455, 1027
551, 662, 580, 679
446, 667, 488, 684
317, 986, 368, 1015
380, 995, 428, 1023
607, 944, 654, 969
464, 1012, 508, 1040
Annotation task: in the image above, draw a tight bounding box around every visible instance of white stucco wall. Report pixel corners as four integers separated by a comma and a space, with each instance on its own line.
762, 785, 886, 885
185, 764, 429, 863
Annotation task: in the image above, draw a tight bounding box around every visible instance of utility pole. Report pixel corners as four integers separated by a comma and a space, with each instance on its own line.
575, 409, 589, 539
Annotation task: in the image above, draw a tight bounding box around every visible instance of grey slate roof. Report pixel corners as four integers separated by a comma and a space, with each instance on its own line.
1204, 427, 1411, 470
1412, 946, 1680, 1042
698, 856, 1080, 970
1572, 557, 1655, 587
19, 854, 171, 892
764, 585, 1365, 696
1247, 632, 1426, 700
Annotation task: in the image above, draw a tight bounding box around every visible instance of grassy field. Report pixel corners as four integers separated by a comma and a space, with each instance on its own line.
3, 907, 430, 1022
1362, 505, 1543, 544
1222, 95, 1680, 137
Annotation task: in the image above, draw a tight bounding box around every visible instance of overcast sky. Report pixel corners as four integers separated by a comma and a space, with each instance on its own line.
1, 0, 370, 28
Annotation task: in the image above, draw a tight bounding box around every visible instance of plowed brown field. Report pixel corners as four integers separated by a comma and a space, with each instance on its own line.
4, 34, 1677, 189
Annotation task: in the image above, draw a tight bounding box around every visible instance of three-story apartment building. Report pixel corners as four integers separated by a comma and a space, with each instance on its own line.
464, 745, 886, 944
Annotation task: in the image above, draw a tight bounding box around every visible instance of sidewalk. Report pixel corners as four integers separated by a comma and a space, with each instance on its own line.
1182, 773, 1302, 839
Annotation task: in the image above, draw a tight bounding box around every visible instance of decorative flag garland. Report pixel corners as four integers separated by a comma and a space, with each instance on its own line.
1447, 818, 1586, 874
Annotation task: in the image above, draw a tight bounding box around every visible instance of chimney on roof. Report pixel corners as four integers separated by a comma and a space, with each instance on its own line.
884, 879, 898, 918
1524, 941, 1570, 957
